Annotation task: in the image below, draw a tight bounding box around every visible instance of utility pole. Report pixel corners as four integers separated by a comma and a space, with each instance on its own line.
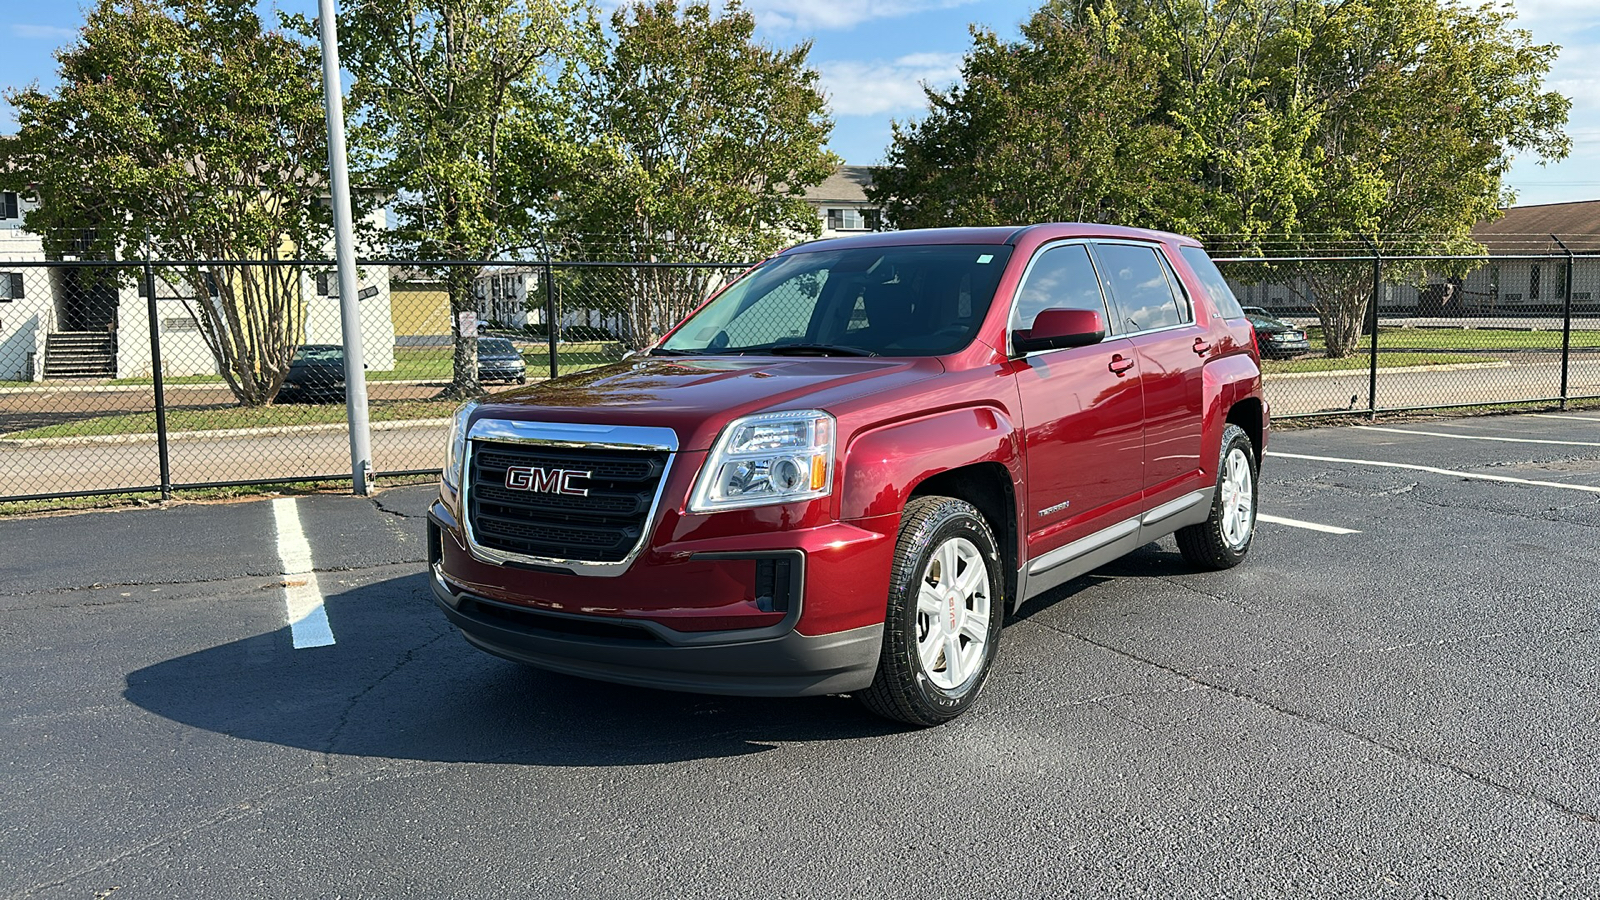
317, 0, 374, 495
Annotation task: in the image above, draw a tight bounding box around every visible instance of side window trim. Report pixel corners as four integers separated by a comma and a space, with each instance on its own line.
1153, 248, 1194, 325
1006, 238, 1115, 344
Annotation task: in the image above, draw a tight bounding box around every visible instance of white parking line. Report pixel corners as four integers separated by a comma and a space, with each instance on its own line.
1256, 513, 1361, 535
271, 498, 335, 649
1268, 451, 1600, 495
1530, 414, 1600, 424
1353, 426, 1600, 447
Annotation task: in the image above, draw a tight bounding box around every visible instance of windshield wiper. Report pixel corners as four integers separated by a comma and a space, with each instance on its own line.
737, 342, 879, 357
647, 347, 700, 356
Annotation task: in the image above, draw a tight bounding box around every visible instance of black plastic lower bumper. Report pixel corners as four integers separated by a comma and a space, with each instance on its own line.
428, 562, 882, 697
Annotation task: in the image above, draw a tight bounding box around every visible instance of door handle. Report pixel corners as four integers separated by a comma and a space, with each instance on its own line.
1109, 354, 1135, 375
1193, 337, 1211, 356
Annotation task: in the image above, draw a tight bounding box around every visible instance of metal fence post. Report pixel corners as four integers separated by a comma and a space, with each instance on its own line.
544, 261, 559, 381
1359, 236, 1381, 420
1553, 234, 1574, 410
143, 261, 172, 500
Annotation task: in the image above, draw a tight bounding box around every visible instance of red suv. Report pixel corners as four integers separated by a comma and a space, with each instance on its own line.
428, 224, 1268, 725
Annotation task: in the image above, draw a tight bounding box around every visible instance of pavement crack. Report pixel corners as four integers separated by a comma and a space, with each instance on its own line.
1154, 575, 1253, 613
1028, 618, 1600, 828
368, 495, 425, 520
11, 760, 413, 898
320, 629, 452, 762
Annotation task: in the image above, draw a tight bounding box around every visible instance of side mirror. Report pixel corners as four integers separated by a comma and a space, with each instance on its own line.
1012, 308, 1106, 354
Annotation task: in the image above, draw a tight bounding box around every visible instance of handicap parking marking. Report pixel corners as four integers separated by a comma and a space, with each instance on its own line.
271, 497, 335, 649
1268, 451, 1600, 495
1255, 513, 1361, 535
1352, 425, 1600, 448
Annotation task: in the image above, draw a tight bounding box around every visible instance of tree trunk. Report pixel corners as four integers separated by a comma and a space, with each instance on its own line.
444, 266, 482, 400
1308, 267, 1372, 359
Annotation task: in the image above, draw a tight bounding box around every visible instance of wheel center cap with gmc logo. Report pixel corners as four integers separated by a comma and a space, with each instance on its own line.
504, 465, 591, 497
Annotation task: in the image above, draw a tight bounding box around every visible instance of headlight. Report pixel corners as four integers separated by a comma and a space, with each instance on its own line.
442, 400, 478, 489
690, 410, 835, 513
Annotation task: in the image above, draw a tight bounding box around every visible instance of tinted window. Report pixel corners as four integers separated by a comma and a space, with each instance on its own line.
479, 337, 517, 354
661, 244, 1014, 357
1095, 243, 1186, 332
1179, 245, 1246, 319
1012, 243, 1109, 330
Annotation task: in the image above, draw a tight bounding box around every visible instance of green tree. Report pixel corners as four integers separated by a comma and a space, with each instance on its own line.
2, 0, 332, 405
557, 0, 838, 349
872, 0, 1570, 357
327, 0, 591, 398
871, 7, 1195, 231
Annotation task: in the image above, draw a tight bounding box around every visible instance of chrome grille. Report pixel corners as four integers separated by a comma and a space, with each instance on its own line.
467, 442, 669, 564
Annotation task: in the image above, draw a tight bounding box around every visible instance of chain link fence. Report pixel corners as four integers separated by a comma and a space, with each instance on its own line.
1215, 250, 1600, 418
1, 251, 1595, 503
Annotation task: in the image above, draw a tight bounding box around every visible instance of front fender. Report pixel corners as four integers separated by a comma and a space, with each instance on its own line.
1201, 352, 1263, 474
840, 406, 1022, 522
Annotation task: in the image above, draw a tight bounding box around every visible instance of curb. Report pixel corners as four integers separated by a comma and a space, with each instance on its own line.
1268, 361, 1513, 380
1, 417, 451, 449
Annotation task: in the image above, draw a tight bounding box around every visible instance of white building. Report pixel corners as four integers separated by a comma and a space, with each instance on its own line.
0, 192, 395, 382
802, 165, 882, 239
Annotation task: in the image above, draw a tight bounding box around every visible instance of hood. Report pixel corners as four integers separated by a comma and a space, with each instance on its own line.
475, 355, 941, 451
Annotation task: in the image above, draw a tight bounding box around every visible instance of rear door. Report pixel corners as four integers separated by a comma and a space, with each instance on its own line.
1090, 241, 1208, 508
1006, 241, 1145, 567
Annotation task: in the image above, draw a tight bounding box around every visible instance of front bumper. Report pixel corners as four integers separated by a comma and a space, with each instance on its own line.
428, 560, 882, 696
428, 498, 892, 696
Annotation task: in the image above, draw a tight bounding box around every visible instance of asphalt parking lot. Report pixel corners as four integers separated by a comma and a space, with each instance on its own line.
4, 411, 1600, 898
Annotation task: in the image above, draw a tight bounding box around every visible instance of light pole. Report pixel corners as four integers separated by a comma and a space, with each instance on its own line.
316, 0, 374, 495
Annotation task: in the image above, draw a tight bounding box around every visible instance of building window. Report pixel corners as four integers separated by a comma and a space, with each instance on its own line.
1, 192, 18, 220
0, 272, 21, 300
826, 208, 874, 231
1529, 264, 1541, 302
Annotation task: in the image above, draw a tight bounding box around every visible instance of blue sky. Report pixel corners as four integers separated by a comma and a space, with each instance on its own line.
2, 0, 1596, 207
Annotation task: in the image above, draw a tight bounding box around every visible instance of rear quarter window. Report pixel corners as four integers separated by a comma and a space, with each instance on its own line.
1178, 246, 1247, 319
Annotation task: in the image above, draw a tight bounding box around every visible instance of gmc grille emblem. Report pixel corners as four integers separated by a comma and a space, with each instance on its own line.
504, 466, 591, 496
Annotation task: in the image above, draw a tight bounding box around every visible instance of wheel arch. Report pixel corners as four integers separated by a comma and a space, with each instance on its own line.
906, 462, 1019, 611
1226, 396, 1265, 464
839, 406, 1024, 605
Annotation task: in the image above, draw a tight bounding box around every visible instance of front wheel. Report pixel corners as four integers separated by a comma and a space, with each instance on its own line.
857, 496, 1003, 727
1176, 423, 1258, 570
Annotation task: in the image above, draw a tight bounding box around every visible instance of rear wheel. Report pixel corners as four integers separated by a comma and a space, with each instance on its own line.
857, 496, 1003, 727
1176, 423, 1257, 570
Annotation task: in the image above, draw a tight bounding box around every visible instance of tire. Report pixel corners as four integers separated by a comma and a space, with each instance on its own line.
857, 496, 1004, 727
1176, 423, 1258, 570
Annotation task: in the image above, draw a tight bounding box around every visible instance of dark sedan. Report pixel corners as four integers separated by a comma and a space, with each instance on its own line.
1242, 306, 1311, 359
280, 344, 347, 403
477, 336, 528, 385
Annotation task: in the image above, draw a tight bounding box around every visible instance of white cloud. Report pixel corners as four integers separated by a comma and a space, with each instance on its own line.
742, 0, 980, 31
1505, 0, 1600, 28
818, 51, 964, 117
10, 24, 76, 40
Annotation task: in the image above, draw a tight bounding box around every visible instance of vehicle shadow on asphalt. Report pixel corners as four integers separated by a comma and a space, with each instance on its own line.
122, 571, 906, 765
1008, 542, 1192, 624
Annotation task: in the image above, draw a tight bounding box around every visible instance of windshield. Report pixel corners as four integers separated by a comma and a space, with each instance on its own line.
659, 244, 1014, 357
479, 338, 518, 355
